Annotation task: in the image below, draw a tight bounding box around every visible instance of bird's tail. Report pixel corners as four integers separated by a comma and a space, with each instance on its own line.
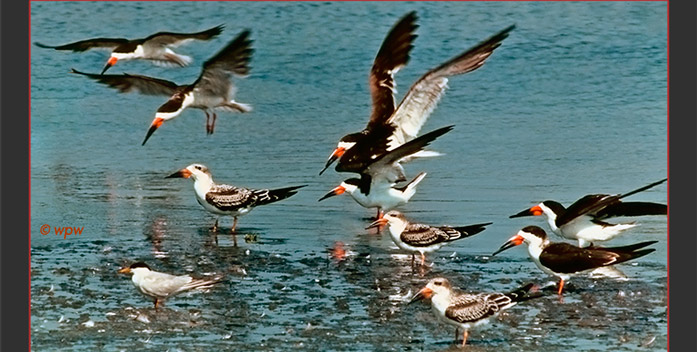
505, 283, 544, 303
221, 101, 253, 113
594, 240, 658, 266
256, 185, 307, 206
179, 276, 224, 292
395, 172, 427, 198
452, 222, 493, 239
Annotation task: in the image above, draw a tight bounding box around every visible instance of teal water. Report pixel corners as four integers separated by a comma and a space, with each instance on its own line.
31, 2, 667, 351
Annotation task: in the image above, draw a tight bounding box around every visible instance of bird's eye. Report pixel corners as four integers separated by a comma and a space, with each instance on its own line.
434, 281, 442, 286
195, 166, 201, 170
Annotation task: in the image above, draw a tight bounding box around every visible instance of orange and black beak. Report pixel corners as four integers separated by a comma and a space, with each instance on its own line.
318, 185, 346, 202
319, 147, 345, 175
101, 57, 118, 75
117, 267, 131, 274
142, 117, 164, 146
492, 235, 525, 256
366, 217, 388, 230
165, 168, 192, 179
409, 287, 434, 304
510, 205, 543, 218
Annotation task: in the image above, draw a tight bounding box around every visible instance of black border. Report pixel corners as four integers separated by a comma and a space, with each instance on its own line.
666, 0, 697, 350
1, 0, 30, 350
1, 0, 694, 350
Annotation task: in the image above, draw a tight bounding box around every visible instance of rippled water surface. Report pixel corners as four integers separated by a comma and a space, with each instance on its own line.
31, 2, 667, 351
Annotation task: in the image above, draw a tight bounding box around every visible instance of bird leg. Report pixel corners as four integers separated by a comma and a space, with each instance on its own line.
153, 299, 159, 310
211, 219, 219, 232
455, 328, 459, 341
462, 329, 469, 347
411, 253, 415, 268
420, 253, 426, 266
231, 217, 238, 247
376, 208, 383, 220
209, 113, 217, 134
557, 278, 565, 295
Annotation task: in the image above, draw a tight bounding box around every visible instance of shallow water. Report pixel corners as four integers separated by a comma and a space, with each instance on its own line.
31, 2, 667, 351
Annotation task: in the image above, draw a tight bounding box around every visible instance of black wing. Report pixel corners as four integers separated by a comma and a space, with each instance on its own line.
71, 68, 180, 96
144, 25, 224, 47
35, 38, 129, 52
367, 11, 418, 128
540, 243, 620, 273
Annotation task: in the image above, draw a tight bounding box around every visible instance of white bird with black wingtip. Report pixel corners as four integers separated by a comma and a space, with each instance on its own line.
367, 210, 492, 266
492, 225, 657, 295
509, 179, 667, 247
166, 163, 306, 246
409, 277, 541, 347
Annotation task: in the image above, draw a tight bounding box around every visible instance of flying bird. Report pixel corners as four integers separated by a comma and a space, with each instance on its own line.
36, 25, 224, 74
71, 29, 253, 145
320, 11, 514, 176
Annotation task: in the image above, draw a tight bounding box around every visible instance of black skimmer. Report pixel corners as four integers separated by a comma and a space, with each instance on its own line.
368, 211, 491, 266
409, 278, 540, 346
320, 11, 514, 175
318, 125, 453, 218
71, 29, 253, 145
318, 172, 426, 220
492, 226, 657, 295
35, 25, 224, 74
509, 179, 667, 247
117, 262, 223, 309
166, 163, 305, 246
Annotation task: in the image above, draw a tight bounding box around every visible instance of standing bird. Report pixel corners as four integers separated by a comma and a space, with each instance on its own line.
35, 25, 224, 74
367, 210, 492, 266
492, 226, 657, 295
409, 278, 541, 347
117, 262, 223, 309
320, 11, 514, 175
71, 29, 253, 145
318, 124, 453, 219
319, 172, 427, 220
166, 163, 305, 246
509, 179, 667, 247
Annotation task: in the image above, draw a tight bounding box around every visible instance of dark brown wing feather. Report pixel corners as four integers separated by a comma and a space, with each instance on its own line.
540, 242, 621, 273
205, 185, 256, 211
70, 68, 180, 96
201, 29, 253, 77
144, 25, 224, 46
35, 38, 129, 52
445, 293, 510, 323
555, 194, 616, 226
368, 11, 418, 128
400, 223, 449, 246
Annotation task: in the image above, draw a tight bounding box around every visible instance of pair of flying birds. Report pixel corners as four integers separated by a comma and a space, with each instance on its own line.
36, 24, 252, 145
